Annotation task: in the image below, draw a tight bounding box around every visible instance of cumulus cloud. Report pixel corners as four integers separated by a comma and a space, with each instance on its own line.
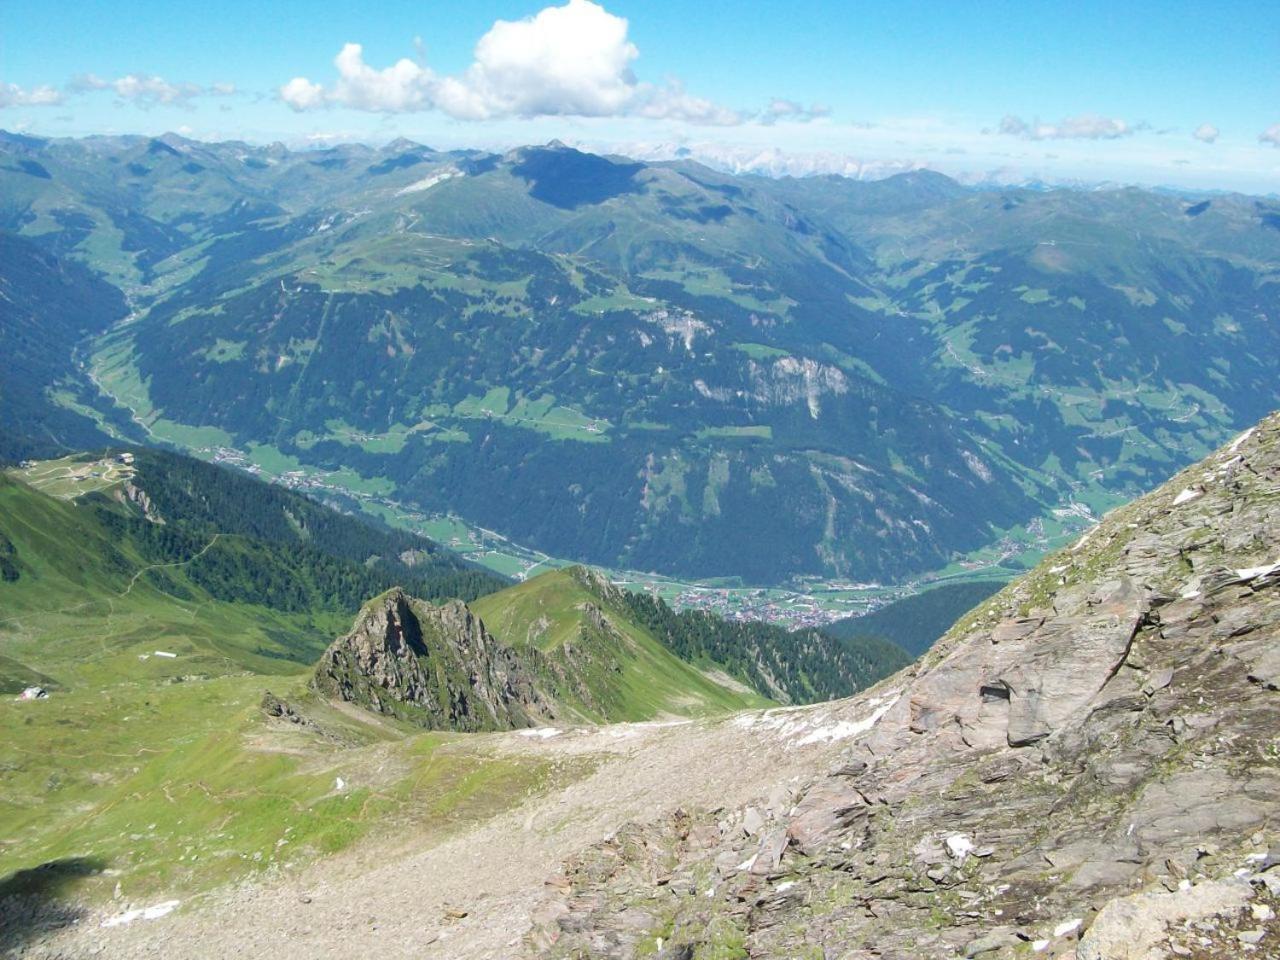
279, 0, 743, 125
1260, 123, 1280, 147
637, 81, 742, 126
996, 113, 1136, 140
0, 82, 65, 107
1192, 122, 1219, 143
70, 73, 235, 109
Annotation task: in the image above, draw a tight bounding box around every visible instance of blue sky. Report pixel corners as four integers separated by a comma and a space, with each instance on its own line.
3, 0, 1278, 191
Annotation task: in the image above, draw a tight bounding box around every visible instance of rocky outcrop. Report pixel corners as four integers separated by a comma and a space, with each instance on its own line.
117, 481, 164, 523
527, 413, 1280, 958
312, 589, 550, 732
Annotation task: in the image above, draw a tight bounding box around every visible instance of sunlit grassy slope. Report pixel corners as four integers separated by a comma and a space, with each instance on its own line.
472, 567, 772, 722
0, 474, 569, 905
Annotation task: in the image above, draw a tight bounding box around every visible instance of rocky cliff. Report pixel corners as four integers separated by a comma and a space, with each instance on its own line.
529, 414, 1280, 959
313, 589, 549, 732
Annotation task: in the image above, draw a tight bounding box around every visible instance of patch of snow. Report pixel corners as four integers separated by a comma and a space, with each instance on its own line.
1228, 427, 1255, 453
1172, 487, 1202, 506
102, 900, 180, 927
1236, 560, 1280, 580
736, 856, 756, 872
396, 168, 462, 195
945, 835, 975, 860
1052, 918, 1082, 937
153, 651, 178, 659
334, 777, 346, 791
733, 694, 900, 750
774, 881, 796, 893
517, 727, 562, 740
792, 695, 901, 747
1032, 940, 1050, 952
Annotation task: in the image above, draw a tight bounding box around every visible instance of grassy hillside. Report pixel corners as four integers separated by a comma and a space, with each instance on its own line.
472, 567, 771, 722
0, 471, 568, 912
471, 565, 910, 717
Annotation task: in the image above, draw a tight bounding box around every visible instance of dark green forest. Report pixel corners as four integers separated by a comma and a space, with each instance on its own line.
617, 589, 911, 704
825, 580, 1006, 657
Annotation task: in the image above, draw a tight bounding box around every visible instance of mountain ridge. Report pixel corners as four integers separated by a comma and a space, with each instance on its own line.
3, 132, 1279, 587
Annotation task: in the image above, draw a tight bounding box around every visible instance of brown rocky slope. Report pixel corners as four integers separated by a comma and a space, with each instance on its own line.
529, 413, 1280, 959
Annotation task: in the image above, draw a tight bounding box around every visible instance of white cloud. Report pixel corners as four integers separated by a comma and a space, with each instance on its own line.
113, 75, 203, 107
457, 0, 640, 118
1260, 123, 1280, 148
638, 81, 742, 126
279, 0, 741, 125
0, 82, 64, 108
758, 99, 831, 125
279, 76, 327, 111
1192, 122, 1219, 143
997, 113, 1135, 140
69, 73, 235, 109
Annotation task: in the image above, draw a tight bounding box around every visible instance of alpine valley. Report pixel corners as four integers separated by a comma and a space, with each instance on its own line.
3, 132, 1279, 591
3, 128, 1280, 960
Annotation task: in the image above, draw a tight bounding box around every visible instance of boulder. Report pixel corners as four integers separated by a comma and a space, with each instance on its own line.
1077, 880, 1252, 960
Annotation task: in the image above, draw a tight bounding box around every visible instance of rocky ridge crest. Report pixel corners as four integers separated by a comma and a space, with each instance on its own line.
312, 588, 550, 732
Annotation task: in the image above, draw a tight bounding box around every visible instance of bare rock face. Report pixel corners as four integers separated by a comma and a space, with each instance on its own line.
313, 589, 549, 732
526, 413, 1280, 959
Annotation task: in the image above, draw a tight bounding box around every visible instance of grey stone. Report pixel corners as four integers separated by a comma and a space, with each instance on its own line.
963, 928, 1021, 957
786, 778, 869, 856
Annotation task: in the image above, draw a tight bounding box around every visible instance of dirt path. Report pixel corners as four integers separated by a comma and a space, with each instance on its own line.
33, 696, 891, 959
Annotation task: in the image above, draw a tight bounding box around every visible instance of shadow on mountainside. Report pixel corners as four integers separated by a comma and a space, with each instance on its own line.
0, 857, 105, 953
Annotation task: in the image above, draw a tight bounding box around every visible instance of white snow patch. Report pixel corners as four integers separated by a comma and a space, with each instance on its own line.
517, 727, 563, 740
1032, 940, 1050, 952
102, 900, 180, 927
774, 881, 796, 893
1236, 560, 1280, 580
945, 835, 975, 860
734, 694, 900, 749
396, 168, 461, 195
1228, 427, 1255, 453
334, 777, 346, 791
1053, 918, 1082, 937
1172, 487, 1202, 506
792, 695, 901, 747
153, 651, 177, 659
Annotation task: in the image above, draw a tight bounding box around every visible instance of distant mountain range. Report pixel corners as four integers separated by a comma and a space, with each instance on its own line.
2, 131, 1278, 586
